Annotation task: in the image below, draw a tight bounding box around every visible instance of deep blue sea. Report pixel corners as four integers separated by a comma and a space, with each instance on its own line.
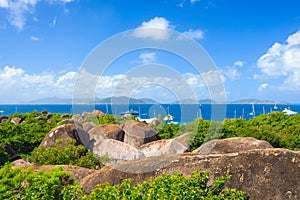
0, 104, 299, 124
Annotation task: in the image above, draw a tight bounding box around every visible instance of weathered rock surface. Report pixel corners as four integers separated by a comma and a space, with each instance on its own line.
121, 120, 157, 147
11, 117, 22, 124
92, 110, 105, 118
83, 121, 96, 132
194, 137, 273, 154
12, 159, 33, 167
99, 124, 124, 141
139, 139, 188, 157
1, 144, 19, 161
0, 115, 8, 123
174, 132, 193, 149
40, 124, 84, 148
80, 148, 300, 199
92, 139, 145, 164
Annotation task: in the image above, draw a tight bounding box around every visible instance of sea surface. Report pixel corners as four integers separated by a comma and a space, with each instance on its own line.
0, 104, 299, 124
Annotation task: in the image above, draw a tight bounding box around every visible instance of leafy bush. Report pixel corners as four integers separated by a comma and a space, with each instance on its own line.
0, 111, 72, 157
0, 164, 80, 200
0, 165, 248, 199
28, 138, 107, 169
81, 169, 248, 199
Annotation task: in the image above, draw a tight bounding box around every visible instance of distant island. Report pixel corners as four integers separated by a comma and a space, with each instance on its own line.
26, 97, 288, 105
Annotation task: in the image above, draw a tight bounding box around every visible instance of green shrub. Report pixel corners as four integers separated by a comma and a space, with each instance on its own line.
28, 138, 107, 169
81, 169, 248, 199
0, 164, 80, 200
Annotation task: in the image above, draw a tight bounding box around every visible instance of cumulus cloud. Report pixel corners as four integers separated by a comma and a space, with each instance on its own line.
132, 17, 174, 40
221, 60, 244, 81
258, 83, 269, 92
234, 60, 244, 67
0, 66, 78, 103
0, 0, 73, 30
0, 0, 9, 8
0, 65, 218, 103
138, 52, 157, 64
257, 30, 300, 90
182, 29, 204, 40
190, 0, 200, 3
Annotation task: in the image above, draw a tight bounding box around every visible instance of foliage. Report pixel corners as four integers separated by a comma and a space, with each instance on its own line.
179, 112, 300, 151
0, 165, 247, 199
0, 148, 9, 166
81, 169, 248, 199
28, 138, 106, 169
151, 121, 180, 140
98, 114, 116, 124
0, 111, 72, 157
0, 164, 80, 200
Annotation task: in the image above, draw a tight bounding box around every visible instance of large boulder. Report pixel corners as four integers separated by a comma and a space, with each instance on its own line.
99, 124, 124, 141
11, 117, 22, 125
174, 132, 193, 150
83, 126, 107, 152
92, 110, 105, 118
80, 148, 300, 199
82, 121, 96, 132
0, 115, 8, 123
40, 124, 84, 148
121, 120, 157, 147
194, 137, 273, 154
92, 139, 145, 164
139, 139, 188, 157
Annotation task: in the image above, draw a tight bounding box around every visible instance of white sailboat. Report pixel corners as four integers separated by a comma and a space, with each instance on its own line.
274, 104, 278, 110
249, 102, 255, 116
263, 106, 265, 114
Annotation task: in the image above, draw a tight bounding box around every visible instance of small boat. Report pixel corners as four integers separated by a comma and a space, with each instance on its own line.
164, 114, 174, 121
282, 108, 297, 116
274, 104, 278, 110
249, 102, 255, 116
121, 109, 139, 116
0, 110, 4, 113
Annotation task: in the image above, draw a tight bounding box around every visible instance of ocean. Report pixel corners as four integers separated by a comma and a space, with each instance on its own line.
0, 104, 299, 124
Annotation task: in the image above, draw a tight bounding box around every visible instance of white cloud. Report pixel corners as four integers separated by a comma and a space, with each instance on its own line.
190, 0, 200, 3
133, 17, 174, 40
138, 52, 156, 64
182, 29, 204, 40
258, 83, 269, 92
257, 30, 300, 90
0, 0, 9, 8
221, 60, 244, 81
30, 35, 40, 41
234, 60, 244, 67
0, 66, 217, 103
0, 0, 73, 30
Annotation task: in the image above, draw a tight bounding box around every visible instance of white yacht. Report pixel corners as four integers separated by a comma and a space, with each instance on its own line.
282, 108, 297, 116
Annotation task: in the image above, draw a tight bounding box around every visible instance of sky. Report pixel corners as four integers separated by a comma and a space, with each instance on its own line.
0, 0, 300, 103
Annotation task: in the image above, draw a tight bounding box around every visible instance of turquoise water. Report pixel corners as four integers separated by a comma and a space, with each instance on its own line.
0, 104, 299, 124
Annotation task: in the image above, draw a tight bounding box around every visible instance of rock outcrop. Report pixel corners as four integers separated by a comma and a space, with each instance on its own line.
11, 117, 22, 125
139, 139, 188, 157
92, 110, 105, 118
99, 124, 124, 141
80, 148, 300, 199
40, 124, 84, 148
121, 120, 157, 148
194, 137, 273, 154
92, 139, 145, 164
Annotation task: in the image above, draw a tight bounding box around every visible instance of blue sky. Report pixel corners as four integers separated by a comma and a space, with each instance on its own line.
0, 0, 300, 103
